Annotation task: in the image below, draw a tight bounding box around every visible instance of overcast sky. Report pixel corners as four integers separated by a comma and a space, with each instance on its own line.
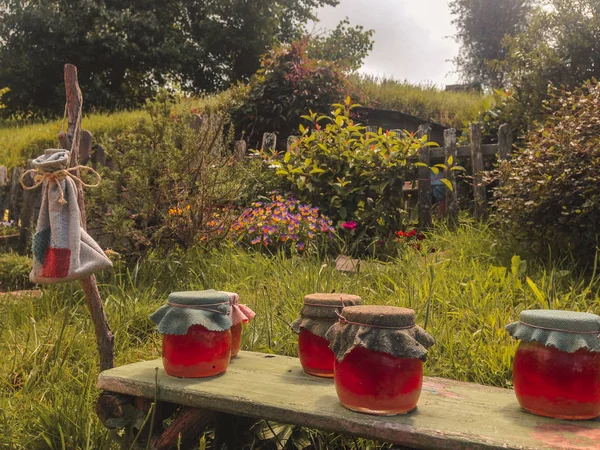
312, 0, 461, 87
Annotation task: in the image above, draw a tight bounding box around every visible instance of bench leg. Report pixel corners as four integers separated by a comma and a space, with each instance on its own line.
212, 412, 256, 450
151, 407, 215, 450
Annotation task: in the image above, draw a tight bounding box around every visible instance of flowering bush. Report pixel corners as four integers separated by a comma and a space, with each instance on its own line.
227, 196, 335, 253
395, 229, 426, 251
231, 40, 350, 149
268, 97, 436, 253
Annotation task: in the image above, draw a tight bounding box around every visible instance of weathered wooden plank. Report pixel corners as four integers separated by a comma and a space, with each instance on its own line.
99, 352, 600, 450
417, 126, 432, 230
79, 130, 93, 164
470, 123, 486, 220
408, 144, 498, 162
444, 129, 458, 228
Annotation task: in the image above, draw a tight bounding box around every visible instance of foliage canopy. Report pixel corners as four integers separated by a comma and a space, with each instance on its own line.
493, 80, 600, 266
0, 0, 351, 115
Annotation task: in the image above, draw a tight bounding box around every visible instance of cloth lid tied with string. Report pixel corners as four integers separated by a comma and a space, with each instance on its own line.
291, 293, 361, 339
506, 309, 600, 353
150, 290, 232, 335
326, 305, 435, 362
220, 291, 255, 326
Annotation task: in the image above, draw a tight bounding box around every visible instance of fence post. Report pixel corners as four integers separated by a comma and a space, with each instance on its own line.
261, 132, 277, 151
234, 140, 247, 161
18, 159, 38, 252
498, 123, 511, 161
0, 165, 7, 220
470, 122, 486, 220
8, 166, 24, 223
444, 128, 458, 228
287, 135, 299, 152
418, 125, 432, 230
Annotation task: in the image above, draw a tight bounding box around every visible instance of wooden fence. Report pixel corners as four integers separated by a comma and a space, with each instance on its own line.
263, 122, 512, 229
0, 122, 511, 252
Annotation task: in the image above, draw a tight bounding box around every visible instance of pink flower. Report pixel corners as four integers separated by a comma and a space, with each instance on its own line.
341, 221, 357, 231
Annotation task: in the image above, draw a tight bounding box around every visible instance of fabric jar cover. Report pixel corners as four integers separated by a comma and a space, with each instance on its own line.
30, 149, 112, 284
506, 309, 600, 353
220, 291, 256, 325
150, 290, 232, 335
291, 293, 362, 339
326, 305, 435, 362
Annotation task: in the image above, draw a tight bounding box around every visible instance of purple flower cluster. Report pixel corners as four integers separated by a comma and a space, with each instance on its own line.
232, 195, 334, 251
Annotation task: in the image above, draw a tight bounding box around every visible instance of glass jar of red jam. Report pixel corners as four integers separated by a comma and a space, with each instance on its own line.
506, 310, 600, 420
150, 290, 232, 378
326, 305, 435, 415
221, 291, 255, 357
291, 293, 361, 378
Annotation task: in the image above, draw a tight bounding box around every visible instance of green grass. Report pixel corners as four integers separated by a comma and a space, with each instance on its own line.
1, 222, 599, 449
353, 75, 493, 129
0, 90, 234, 170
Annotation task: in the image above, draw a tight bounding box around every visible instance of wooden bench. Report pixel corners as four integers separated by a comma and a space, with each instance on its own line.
97, 351, 600, 450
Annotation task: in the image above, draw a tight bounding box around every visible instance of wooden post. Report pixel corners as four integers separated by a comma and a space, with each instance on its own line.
444, 129, 458, 228
18, 160, 37, 252
63, 64, 114, 371
470, 122, 486, 220
286, 135, 299, 152
234, 140, 246, 161
0, 165, 7, 220
261, 132, 276, 151
418, 125, 432, 230
8, 166, 24, 223
497, 123, 511, 161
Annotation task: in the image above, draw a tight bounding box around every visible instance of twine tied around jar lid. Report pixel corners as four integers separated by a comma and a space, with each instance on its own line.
150, 290, 232, 335
326, 305, 435, 362
506, 309, 600, 353
291, 293, 362, 338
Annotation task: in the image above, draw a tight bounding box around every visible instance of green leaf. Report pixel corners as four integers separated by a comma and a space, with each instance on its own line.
447, 155, 454, 165
430, 167, 439, 175
450, 166, 467, 172
526, 277, 546, 305
309, 167, 325, 174
441, 178, 453, 191
414, 162, 428, 168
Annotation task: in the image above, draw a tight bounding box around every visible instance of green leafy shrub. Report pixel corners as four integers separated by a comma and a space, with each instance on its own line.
0, 253, 32, 291
87, 92, 248, 254
231, 40, 349, 149
267, 98, 433, 254
493, 81, 600, 265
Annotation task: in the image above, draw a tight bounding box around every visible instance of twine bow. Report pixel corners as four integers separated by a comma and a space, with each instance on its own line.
20, 165, 102, 205
335, 310, 415, 330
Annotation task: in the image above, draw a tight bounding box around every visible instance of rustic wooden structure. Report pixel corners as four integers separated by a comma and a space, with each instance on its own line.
355, 107, 447, 145
97, 351, 600, 450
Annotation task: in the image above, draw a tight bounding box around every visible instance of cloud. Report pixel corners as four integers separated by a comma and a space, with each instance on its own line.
312, 0, 460, 87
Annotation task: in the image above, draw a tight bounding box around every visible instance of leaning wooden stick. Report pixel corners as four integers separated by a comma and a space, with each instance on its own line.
62, 64, 114, 371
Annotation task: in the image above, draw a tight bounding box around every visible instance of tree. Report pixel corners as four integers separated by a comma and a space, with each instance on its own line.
0, 0, 340, 115
307, 18, 374, 71
449, 0, 533, 89
503, 0, 600, 125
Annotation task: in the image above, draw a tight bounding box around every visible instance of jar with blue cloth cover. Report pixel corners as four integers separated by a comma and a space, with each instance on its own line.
506, 309, 600, 419
150, 290, 232, 378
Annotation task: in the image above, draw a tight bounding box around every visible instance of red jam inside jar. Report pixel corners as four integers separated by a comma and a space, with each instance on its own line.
298, 328, 335, 377
162, 324, 231, 378
513, 340, 600, 419
231, 322, 243, 357
334, 346, 423, 415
